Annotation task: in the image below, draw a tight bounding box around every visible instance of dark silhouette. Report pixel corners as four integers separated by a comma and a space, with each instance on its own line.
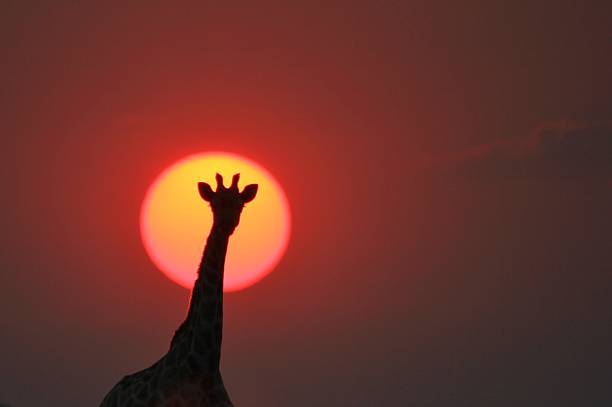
101, 173, 258, 407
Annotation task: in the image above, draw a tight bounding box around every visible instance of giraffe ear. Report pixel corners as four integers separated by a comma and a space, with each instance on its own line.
198, 182, 215, 202
240, 184, 258, 203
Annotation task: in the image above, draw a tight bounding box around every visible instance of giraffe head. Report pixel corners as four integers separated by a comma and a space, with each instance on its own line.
198, 173, 258, 234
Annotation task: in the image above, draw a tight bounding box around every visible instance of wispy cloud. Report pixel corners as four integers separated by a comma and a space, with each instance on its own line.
432, 121, 612, 183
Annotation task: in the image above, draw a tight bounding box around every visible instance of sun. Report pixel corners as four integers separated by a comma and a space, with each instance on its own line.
140, 152, 291, 292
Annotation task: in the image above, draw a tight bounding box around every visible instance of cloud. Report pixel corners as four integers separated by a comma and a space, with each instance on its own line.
447, 121, 612, 182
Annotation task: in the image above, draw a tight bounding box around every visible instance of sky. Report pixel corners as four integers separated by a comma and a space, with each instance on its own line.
1, 2, 611, 406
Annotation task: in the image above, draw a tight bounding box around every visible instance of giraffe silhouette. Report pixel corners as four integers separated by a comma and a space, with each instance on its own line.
101, 173, 258, 407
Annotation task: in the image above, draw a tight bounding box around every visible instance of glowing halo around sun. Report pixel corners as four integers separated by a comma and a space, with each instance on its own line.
140, 152, 291, 292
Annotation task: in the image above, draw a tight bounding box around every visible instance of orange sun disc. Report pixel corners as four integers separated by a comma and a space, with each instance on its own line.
140, 152, 291, 292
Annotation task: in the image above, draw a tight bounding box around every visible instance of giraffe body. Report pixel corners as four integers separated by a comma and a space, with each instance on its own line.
101, 173, 257, 407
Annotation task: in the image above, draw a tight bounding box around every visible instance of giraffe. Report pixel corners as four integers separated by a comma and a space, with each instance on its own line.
101, 173, 258, 407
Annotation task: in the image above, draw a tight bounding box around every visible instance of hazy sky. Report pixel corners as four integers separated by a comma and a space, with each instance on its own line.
1, 2, 611, 406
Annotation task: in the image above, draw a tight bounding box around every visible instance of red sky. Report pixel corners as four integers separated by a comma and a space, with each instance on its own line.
1, 2, 611, 406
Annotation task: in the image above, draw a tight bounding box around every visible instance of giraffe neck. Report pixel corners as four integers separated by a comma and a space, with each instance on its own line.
170, 223, 232, 376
